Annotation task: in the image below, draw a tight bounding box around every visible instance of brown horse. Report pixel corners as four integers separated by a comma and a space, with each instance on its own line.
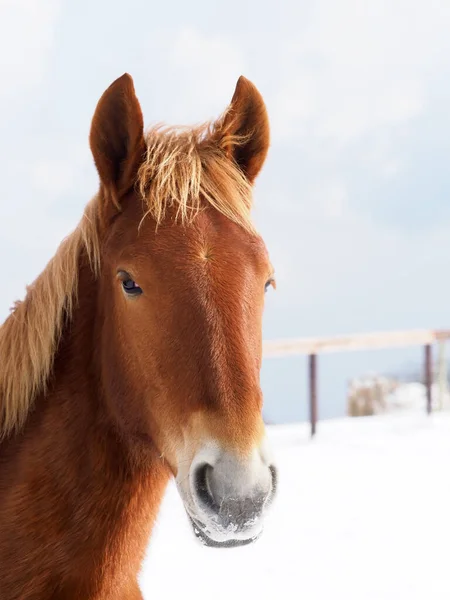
0, 74, 277, 599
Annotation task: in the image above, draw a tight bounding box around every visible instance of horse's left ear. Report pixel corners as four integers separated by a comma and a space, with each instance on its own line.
89, 73, 145, 204
217, 76, 270, 183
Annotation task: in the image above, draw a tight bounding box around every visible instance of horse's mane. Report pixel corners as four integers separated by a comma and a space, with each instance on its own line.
0, 120, 255, 439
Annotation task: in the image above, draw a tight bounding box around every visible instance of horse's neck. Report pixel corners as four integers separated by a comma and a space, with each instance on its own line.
0, 258, 169, 594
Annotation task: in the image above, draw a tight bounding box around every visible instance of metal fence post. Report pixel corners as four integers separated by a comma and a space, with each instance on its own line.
424, 344, 433, 415
309, 354, 317, 437
438, 339, 448, 410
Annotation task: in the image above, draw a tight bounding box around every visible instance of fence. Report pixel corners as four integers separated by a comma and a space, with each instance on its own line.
262, 329, 450, 437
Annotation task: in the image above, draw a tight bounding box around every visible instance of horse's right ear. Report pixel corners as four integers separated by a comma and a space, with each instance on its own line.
89, 73, 145, 207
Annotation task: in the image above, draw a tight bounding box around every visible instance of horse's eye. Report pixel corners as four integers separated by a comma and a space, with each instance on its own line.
122, 279, 142, 296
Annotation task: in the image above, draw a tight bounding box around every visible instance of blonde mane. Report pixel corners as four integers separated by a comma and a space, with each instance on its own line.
137, 121, 254, 229
0, 122, 255, 438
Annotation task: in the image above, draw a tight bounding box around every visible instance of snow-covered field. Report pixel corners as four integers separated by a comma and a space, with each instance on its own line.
140, 409, 450, 600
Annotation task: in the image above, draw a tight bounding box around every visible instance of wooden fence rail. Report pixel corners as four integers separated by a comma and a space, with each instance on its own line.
262, 329, 450, 437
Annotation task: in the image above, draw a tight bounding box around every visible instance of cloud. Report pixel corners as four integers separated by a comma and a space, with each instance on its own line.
150, 27, 247, 122
171, 28, 244, 82
271, 0, 450, 146
261, 201, 450, 336
0, 0, 60, 104
30, 145, 92, 202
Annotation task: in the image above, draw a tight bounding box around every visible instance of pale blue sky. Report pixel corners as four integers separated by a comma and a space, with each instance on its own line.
1, 0, 450, 422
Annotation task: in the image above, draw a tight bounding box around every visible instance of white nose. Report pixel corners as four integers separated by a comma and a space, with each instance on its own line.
178, 439, 277, 548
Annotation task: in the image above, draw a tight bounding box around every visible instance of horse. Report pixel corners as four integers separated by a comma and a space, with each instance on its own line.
0, 73, 278, 599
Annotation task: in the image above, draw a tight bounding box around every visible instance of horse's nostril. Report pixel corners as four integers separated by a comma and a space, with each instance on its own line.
189, 456, 277, 537
193, 463, 219, 511
269, 464, 278, 495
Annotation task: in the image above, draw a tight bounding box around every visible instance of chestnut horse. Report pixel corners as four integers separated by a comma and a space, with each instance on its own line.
0, 74, 277, 599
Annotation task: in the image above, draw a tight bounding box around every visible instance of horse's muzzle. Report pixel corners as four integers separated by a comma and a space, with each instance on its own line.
176, 438, 277, 548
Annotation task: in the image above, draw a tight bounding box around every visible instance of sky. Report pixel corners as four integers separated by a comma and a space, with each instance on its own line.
1, 0, 450, 423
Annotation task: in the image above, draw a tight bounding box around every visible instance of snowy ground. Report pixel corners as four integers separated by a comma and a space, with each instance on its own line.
140, 410, 450, 600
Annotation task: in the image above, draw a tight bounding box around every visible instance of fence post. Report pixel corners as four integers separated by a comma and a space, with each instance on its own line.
309, 354, 318, 437
424, 344, 433, 415
438, 339, 447, 410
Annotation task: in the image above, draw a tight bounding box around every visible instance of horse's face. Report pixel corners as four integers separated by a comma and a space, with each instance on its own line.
90, 74, 277, 547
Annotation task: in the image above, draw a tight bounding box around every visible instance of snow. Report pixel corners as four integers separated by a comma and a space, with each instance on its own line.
348, 376, 450, 414
388, 381, 450, 412
140, 409, 450, 599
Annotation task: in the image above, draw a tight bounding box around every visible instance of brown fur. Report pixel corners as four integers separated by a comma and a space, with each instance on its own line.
0, 74, 272, 598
